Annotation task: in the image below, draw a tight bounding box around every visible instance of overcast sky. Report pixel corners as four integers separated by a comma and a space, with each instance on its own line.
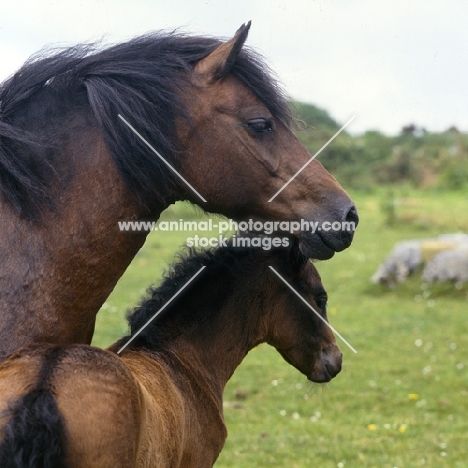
1, 0, 466, 135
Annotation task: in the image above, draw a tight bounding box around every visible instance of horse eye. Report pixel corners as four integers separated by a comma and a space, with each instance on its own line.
246, 118, 273, 133
315, 296, 327, 310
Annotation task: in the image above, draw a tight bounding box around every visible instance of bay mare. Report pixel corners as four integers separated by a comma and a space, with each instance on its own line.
0, 241, 341, 467
0, 22, 357, 360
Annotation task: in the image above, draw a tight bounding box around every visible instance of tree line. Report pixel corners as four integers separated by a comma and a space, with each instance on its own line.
293, 102, 468, 191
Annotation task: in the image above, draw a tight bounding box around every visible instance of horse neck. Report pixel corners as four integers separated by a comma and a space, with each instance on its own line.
162, 290, 264, 402
0, 131, 166, 358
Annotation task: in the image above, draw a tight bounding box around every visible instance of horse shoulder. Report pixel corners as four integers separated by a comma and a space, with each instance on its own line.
122, 351, 189, 467
125, 349, 227, 468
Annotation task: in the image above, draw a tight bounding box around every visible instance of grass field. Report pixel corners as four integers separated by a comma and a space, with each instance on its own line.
92, 188, 468, 468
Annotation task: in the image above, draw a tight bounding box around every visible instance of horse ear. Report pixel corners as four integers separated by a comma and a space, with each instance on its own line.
288, 237, 308, 271
195, 21, 251, 81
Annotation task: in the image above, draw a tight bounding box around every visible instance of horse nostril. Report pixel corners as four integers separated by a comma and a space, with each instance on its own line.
344, 204, 359, 226
322, 345, 342, 376
327, 352, 342, 377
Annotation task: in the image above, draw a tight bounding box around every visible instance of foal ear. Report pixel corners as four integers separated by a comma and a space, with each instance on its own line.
195, 21, 251, 81
288, 237, 308, 272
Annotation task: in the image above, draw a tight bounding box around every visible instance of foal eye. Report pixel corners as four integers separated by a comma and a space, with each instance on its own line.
315, 296, 327, 310
246, 118, 273, 133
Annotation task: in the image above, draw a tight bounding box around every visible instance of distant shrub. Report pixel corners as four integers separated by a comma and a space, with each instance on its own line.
439, 158, 468, 190
292, 101, 468, 191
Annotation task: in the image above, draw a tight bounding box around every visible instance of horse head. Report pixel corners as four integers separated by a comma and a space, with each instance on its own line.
179, 22, 358, 260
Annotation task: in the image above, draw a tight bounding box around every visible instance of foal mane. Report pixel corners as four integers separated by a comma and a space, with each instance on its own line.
123, 245, 259, 351
120, 241, 309, 352
0, 31, 293, 219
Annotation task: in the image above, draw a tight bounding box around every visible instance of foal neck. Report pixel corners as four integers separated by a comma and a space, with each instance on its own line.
162, 280, 266, 399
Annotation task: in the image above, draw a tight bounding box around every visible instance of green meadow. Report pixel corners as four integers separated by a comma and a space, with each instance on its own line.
92, 188, 468, 468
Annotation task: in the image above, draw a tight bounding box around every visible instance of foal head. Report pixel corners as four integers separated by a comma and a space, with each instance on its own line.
261, 244, 342, 382
124, 239, 341, 384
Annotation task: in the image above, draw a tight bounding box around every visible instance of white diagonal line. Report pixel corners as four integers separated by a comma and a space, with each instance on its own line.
268, 115, 356, 203
117, 266, 206, 354
118, 114, 207, 203
268, 266, 357, 353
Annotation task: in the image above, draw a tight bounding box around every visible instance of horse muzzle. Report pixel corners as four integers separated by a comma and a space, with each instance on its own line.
308, 344, 343, 383
299, 203, 359, 260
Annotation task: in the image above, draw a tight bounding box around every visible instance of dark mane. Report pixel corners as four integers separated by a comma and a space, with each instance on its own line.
0, 31, 292, 219
122, 245, 260, 350
120, 239, 308, 352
